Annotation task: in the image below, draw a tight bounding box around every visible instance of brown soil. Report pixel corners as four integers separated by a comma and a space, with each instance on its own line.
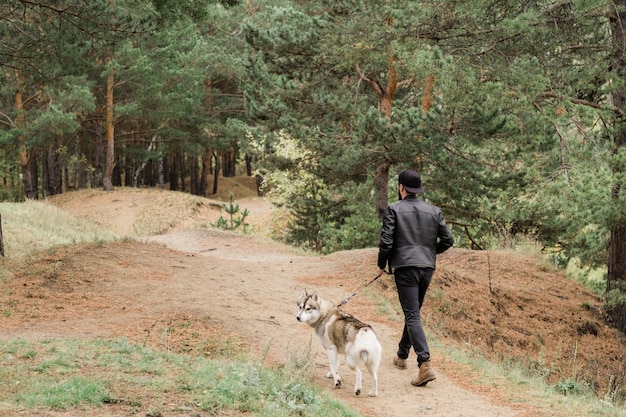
1, 177, 625, 417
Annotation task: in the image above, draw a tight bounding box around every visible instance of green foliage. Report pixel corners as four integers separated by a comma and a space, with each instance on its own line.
241, 0, 623, 275
1, 74, 96, 152
263, 168, 333, 251
565, 258, 607, 296
606, 288, 626, 311
253, 132, 378, 252
555, 379, 586, 397
0, 151, 22, 202
213, 192, 249, 232
318, 181, 381, 254
0, 0, 624, 285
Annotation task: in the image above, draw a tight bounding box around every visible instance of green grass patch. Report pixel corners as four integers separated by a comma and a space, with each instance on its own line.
0, 338, 359, 416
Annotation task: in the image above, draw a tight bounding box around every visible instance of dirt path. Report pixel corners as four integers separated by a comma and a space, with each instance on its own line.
146, 229, 524, 417
0, 190, 533, 416
3, 233, 521, 417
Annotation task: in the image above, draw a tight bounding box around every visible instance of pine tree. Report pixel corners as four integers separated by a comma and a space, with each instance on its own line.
242, 0, 620, 258
606, 0, 626, 333
0, 1, 100, 198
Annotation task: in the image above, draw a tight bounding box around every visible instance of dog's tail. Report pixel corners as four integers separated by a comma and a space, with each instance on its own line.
356, 327, 382, 367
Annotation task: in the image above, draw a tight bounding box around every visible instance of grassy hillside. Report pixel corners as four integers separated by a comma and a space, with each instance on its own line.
0, 200, 116, 262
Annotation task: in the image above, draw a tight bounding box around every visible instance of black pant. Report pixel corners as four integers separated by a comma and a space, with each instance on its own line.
395, 266, 434, 365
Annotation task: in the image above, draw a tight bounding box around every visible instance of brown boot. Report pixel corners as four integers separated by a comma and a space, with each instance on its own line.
393, 356, 407, 370
411, 361, 436, 386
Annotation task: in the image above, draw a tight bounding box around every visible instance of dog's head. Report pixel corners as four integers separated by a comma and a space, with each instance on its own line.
296, 289, 322, 325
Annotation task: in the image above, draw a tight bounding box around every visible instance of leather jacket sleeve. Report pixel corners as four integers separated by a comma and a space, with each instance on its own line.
378, 196, 453, 270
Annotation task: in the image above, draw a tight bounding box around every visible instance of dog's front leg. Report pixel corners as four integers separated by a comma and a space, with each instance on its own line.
325, 347, 342, 388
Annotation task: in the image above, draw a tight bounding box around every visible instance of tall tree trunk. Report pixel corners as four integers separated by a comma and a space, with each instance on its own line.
158, 156, 164, 189
169, 151, 179, 191
44, 144, 63, 196
71, 136, 88, 189
28, 152, 39, 200
373, 161, 391, 220
245, 153, 253, 176
92, 118, 105, 188
144, 160, 153, 187
15, 71, 36, 200
178, 150, 186, 192
200, 147, 211, 196
103, 67, 115, 191
255, 174, 265, 196
607, 225, 626, 330
222, 144, 237, 177
124, 149, 133, 187
113, 154, 122, 186
212, 150, 220, 195
421, 74, 436, 113
51, 145, 63, 195
64, 166, 70, 191
133, 133, 158, 187
42, 149, 50, 197
607, 0, 626, 333
189, 156, 199, 195
380, 64, 397, 119
356, 61, 398, 219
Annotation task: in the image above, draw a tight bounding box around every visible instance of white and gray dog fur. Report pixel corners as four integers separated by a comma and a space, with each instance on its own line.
296, 289, 382, 396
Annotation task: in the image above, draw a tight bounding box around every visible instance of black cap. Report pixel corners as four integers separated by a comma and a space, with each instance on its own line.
398, 170, 424, 194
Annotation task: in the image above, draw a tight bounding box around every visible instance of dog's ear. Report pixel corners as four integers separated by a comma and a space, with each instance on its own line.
311, 292, 319, 302
300, 289, 308, 298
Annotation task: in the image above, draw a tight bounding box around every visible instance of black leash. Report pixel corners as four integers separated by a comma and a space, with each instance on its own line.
337, 269, 392, 308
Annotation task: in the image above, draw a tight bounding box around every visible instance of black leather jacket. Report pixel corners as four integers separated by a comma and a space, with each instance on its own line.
377, 195, 454, 270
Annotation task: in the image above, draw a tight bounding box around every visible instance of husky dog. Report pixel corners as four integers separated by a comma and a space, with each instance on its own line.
296, 289, 382, 396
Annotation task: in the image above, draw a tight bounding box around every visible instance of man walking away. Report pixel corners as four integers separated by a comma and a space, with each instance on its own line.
376, 169, 454, 386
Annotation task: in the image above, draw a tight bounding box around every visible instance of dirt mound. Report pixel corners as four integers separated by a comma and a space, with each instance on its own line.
433, 249, 626, 394
1, 179, 626, 417
45, 177, 274, 238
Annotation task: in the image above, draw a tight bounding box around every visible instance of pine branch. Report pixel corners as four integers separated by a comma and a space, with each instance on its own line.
539, 92, 624, 116
15, 0, 76, 16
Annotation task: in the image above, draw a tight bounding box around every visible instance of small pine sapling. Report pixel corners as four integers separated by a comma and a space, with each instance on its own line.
213, 192, 249, 232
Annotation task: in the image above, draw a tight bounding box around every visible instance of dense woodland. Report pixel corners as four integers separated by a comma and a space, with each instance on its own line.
2, 0, 626, 332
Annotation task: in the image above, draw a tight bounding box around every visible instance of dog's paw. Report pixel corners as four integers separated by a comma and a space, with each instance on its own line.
325, 371, 333, 378
355, 388, 361, 396
334, 377, 342, 388
368, 389, 378, 397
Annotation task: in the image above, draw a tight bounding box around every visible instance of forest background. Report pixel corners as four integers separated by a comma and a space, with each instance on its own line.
2, 0, 626, 333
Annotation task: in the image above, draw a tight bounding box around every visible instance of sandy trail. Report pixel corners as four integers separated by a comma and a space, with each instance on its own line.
143, 228, 521, 417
